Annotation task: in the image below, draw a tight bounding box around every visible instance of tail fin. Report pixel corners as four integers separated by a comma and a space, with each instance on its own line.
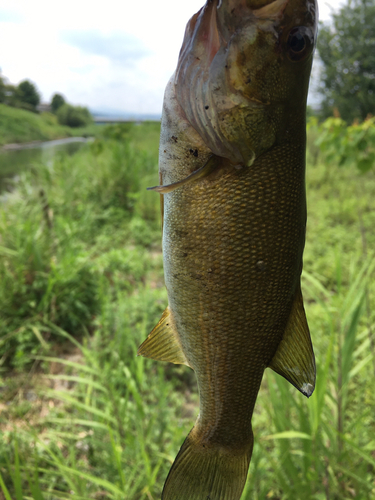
162, 427, 253, 500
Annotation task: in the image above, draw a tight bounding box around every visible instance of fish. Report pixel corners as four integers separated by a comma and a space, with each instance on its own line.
138, 0, 318, 498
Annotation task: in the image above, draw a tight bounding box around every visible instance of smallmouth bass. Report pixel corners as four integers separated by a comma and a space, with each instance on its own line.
138, 0, 318, 498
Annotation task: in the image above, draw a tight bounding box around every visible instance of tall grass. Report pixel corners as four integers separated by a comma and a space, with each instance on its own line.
1, 122, 375, 499
0, 123, 161, 369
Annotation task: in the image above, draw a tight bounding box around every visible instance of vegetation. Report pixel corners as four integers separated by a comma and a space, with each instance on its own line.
317, 0, 375, 122
51, 94, 66, 114
0, 78, 41, 112
0, 72, 93, 134
0, 119, 375, 499
0, 103, 98, 146
56, 104, 92, 128
308, 115, 375, 172
17, 80, 41, 111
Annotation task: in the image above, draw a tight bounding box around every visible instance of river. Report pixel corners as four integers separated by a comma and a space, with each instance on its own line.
0, 137, 91, 193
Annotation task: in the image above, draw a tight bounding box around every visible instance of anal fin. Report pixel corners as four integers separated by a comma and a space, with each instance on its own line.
137, 307, 190, 367
269, 286, 316, 397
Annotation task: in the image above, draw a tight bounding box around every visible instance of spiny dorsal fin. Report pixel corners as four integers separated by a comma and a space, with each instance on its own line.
269, 286, 316, 397
137, 307, 190, 366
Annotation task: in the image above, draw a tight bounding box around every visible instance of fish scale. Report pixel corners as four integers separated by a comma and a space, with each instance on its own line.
138, 0, 317, 498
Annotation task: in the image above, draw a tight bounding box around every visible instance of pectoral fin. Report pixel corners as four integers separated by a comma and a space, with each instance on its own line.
147, 155, 220, 193
269, 286, 315, 397
137, 307, 190, 367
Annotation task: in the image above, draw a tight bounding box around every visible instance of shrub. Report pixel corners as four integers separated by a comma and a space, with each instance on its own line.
56, 104, 92, 128
51, 93, 66, 113
17, 80, 40, 110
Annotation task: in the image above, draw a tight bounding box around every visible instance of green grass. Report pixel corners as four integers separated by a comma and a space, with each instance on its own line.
0, 104, 101, 146
0, 121, 374, 499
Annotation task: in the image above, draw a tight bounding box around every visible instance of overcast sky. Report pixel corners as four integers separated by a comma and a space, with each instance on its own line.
0, 0, 345, 116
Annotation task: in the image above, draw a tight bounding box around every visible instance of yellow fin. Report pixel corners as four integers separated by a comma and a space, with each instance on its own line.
147, 155, 220, 193
137, 307, 189, 366
162, 427, 252, 500
269, 286, 316, 397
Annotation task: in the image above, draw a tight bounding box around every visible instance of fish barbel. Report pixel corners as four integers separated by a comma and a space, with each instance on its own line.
138, 0, 318, 498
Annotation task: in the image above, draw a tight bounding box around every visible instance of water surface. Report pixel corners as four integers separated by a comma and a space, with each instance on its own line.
0, 137, 90, 193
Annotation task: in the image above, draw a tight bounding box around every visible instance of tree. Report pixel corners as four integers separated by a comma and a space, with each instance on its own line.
17, 80, 40, 110
4, 84, 19, 107
51, 93, 66, 113
317, 0, 375, 122
56, 104, 92, 128
0, 75, 6, 103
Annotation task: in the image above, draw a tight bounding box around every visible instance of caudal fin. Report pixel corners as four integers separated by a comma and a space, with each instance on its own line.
162, 427, 253, 500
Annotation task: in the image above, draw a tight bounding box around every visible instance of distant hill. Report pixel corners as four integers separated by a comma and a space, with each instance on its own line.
90, 109, 161, 122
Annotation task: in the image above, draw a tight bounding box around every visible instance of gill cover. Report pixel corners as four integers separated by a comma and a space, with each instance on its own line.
174, 0, 317, 167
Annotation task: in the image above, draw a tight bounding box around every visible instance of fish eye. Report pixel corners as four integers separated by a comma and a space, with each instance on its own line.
287, 26, 314, 62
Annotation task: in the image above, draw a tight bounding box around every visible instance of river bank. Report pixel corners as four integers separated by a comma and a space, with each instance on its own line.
0, 103, 100, 147
2, 136, 93, 151
0, 137, 95, 194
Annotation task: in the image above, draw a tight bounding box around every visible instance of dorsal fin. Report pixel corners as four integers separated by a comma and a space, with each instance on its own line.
137, 307, 190, 367
269, 286, 315, 397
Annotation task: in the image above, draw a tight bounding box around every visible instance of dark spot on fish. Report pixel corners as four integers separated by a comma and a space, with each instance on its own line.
189, 148, 199, 157
182, 252, 188, 258
171, 136, 178, 143
256, 260, 266, 272
174, 229, 188, 238
246, 77, 252, 84
163, 149, 166, 153
205, 105, 209, 110
225, 65, 228, 69
196, 57, 200, 61
231, 8, 235, 13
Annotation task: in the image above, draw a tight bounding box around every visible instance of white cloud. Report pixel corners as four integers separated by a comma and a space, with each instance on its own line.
0, 0, 345, 114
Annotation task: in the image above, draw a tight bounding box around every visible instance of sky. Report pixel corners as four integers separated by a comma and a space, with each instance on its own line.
0, 0, 345, 116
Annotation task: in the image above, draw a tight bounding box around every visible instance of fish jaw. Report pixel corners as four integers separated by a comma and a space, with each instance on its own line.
175, 0, 318, 166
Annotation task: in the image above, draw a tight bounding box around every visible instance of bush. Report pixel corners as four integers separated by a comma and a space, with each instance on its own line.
17, 80, 40, 110
57, 103, 92, 128
0, 204, 100, 368
51, 93, 65, 113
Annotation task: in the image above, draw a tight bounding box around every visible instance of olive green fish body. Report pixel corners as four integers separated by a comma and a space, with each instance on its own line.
139, 1, 318, 498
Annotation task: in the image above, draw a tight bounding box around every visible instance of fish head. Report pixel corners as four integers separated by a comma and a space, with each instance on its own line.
175, 0, 318, 165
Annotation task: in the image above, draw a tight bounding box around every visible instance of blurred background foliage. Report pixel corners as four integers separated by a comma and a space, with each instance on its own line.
0, 116, 375, 499
1, 0, 375, 498
316, 0, 375, 122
